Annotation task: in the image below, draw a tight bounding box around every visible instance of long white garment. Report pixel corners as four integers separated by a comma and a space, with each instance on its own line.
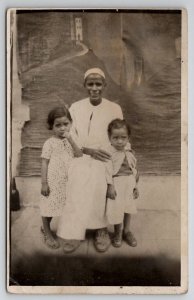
57, 98, 123, 240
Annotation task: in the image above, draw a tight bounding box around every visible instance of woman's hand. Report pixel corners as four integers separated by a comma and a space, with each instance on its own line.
107, 184, 117, 200
84, 148, 111, 162
41, 182, 50, 197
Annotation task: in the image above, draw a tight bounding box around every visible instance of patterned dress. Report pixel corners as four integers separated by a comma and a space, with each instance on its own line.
40, 136, 74, 217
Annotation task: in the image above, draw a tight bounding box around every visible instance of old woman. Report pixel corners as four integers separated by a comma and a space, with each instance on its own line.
57, 68, 123, 252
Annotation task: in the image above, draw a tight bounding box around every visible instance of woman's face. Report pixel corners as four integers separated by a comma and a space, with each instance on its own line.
84, 74, 106, 105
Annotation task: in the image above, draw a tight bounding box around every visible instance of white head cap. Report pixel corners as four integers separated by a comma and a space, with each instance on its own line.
84, 68, 105, 80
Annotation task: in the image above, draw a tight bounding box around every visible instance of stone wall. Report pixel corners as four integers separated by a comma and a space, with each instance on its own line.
12, 10, 181, 176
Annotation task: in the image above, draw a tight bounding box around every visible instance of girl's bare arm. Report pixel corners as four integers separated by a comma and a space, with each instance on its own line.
41, 158, 50, 196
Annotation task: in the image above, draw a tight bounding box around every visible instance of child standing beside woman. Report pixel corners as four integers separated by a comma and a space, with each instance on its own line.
39, 106, 82, 249
106, 119, 139, 248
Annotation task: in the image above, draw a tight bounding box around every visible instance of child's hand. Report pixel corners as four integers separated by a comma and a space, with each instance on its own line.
62, 131, 71, 139
41, 182, 50, 197
107, 184, 117, 200
133, 187, 139, 199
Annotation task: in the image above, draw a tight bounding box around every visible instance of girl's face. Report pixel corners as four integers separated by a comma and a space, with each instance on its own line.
85, 74, 105, 106
109, 127, 129, 151
52, 116, 71, 139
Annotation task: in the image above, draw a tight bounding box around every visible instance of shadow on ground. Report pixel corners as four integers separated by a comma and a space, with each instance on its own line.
9, 204, 181, 287
10, 252, 180, 286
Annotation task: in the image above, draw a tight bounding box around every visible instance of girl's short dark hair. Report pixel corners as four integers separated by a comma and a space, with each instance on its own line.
47, 106, 72, 130
108, 119, 131, 137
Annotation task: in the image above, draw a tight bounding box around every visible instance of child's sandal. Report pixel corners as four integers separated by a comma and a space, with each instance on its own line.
123, 231, 137, 247
40, 227, 60, 249
112, 231, 122, 248
44, 236, 60, 249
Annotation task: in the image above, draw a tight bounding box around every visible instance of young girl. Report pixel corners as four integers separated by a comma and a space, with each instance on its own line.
106, 119, 139, 248
40, 106, 82, 249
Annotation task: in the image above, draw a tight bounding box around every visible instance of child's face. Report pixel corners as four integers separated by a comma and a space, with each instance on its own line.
109, 127, 129, 151
53, 116, 71, 138
85, 74, 105, 105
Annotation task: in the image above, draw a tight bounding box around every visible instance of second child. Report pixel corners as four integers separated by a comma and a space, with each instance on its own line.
106, 119, 139, 248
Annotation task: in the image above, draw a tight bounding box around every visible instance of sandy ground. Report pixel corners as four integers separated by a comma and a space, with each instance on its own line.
9, 207, 180, 286
9, 175, 181, 286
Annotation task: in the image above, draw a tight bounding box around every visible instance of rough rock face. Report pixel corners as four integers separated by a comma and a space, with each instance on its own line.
16, 11, 181, 176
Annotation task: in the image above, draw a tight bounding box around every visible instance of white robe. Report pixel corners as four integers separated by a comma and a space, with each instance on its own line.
70, 97, 123, 148
57, 98, 123, 240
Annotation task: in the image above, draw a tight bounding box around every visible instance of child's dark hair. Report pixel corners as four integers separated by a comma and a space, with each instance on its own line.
47, 106, 72, 130
108, 119, 131, 137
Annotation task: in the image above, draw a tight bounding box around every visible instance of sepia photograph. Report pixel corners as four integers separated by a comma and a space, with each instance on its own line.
7, 8, 187, 294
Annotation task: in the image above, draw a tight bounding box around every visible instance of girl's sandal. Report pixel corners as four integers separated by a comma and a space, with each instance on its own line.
44, 236, 60, 249
40, 227, 60, 249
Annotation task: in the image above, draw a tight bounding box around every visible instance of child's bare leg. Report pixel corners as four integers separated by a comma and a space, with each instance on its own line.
42, 217, 53, 237
41, 217, 59, 249
112, 223, 123, 248
123, 213, 131, 234
114, 223, 123, 234
123, 213, 137, 247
